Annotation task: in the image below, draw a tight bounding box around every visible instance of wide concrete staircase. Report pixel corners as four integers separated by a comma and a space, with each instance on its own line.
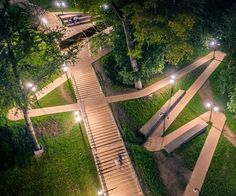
70, 47, 143, 196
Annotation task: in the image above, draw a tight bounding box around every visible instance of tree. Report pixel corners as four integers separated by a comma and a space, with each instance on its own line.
0, 1, 78, 151
77, 0, 143, 89
77, 0, 198, 87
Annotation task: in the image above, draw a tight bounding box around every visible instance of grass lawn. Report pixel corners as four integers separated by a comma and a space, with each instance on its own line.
201, 136, 236, 195
120, 123, 167, 195
35, 79, 77, 108
0, 112, 100, 195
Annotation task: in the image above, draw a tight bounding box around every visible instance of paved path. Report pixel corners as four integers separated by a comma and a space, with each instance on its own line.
144, 51, 226, 151
106, 52, 214, 103
184, 112, 226, 196
8, 103, 80, 120
70, 46, 143, 196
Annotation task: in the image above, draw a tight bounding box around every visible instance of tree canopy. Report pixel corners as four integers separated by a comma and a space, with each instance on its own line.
0, 1, 78, 150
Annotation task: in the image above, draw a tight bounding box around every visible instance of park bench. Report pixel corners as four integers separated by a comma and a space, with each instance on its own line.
140, 89, 185, 137
164, 121, 208, 154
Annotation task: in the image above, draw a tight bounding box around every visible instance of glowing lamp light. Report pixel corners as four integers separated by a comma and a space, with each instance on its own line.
169, 79, 175, 84
74, 111, 82, 122
206, 103, 211, 108
62, 66, 68, 72
74, 111, 79, 116
31, 86, 37, 92
171, 75, 176, 79
213, 106, 219, 112
98, 189, 103, 196
210, 41, 216, 46
61, 2, 66, 7
27, 83, 33, 88
102, 3, 109, 10
75, 115, 82, 122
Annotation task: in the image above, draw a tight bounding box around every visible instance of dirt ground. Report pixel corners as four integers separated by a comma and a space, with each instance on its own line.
154, 152, 192, 196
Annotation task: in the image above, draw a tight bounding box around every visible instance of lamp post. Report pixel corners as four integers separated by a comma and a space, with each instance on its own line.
26, 82, 40, 106
206, 102, 219, 122
56, 1, 66, 15
193, 188, 200, 194
98, 189, 103, 196
169, 75, 176, 98
62, 62, 69, 80
160, 112, 169, 136
74, 111, 83, 135
209, 39, 220, 59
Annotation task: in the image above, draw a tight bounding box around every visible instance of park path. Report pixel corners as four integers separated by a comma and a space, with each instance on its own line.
70, 46, 143, 196
8, 103, 80, 120
106, 52, 214, 103
156, 111, 225, 195
183, 112, 226, 195
144, 51, 226, 151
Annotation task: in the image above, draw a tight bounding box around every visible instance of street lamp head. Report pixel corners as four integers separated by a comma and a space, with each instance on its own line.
61, 1, 66, 7
102, 3, 109, 10
31, 86, 37, 92
98, 189, 103, 196
75, 115, 82, 122
26, 82, 33, 88
74, 111, 82, 122
62, 66, 68, 72
210, 41, 216, 46
74, 111, 79, 116
169, 79, 175, 84
213, 106, 219, 112
56, 1, 60, 7
193, 188, 199, 193
206, 102, 211, 108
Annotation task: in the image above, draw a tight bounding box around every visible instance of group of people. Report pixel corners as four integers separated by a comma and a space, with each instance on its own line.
67, 16, 80, 26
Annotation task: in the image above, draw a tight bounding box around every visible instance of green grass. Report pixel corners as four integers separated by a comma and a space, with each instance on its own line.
35, 80, 76, 108
0, 112, 100, 195
120, 123, 166, 195
201, 136, 236, 195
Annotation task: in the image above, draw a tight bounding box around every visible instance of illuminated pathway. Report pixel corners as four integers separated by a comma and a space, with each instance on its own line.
144, 51, 225, 151
7, 10, 227, 196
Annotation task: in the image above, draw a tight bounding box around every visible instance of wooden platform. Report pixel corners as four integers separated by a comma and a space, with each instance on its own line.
164, 121, 208, 153
140, 89, 185, 137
